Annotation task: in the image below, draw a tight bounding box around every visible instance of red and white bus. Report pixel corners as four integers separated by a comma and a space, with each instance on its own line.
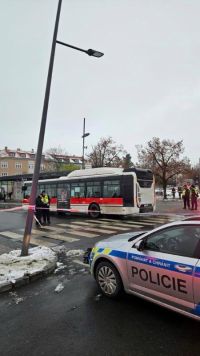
22, 167, 155, 217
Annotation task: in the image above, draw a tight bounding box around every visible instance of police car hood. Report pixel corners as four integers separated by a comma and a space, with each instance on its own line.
96, 231, 148, 249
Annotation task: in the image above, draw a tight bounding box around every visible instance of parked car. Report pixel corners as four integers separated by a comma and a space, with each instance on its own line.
85, 220, 200, 321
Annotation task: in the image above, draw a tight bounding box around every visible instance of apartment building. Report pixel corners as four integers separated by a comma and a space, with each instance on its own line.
0, 147, 45, 177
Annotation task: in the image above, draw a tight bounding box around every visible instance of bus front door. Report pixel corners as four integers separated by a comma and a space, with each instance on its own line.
57, 184, 70, 213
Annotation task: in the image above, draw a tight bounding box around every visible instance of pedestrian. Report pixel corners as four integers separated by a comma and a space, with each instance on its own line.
172, 187, 176, 199
190, 184, 198, 210
3, 190, 6, 202
35, 193, 43, 227
182, 185, 190, 209
178, 186, 182, 199
41, 191, 51, 224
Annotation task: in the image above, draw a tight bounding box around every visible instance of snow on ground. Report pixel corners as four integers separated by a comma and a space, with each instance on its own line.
66, 249, 84, 257
0, 246, 57, 287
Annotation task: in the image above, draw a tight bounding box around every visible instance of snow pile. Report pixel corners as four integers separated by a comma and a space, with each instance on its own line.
66, 249, 84, 257
54, 283, 64, 293
0, 246, 57, 286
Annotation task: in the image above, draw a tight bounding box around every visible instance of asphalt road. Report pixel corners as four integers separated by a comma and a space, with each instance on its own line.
0, 201, 199, 356
0, 263, 200, 356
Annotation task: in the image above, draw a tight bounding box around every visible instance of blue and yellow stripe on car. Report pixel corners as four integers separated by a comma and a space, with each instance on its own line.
90, 247, 127, 265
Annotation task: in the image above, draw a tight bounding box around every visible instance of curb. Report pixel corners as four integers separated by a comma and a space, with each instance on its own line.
0, 259, 57, 294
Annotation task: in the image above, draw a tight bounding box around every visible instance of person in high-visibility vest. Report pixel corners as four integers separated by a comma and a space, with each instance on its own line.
182, 185, 190, 209
41, 191, 51, 224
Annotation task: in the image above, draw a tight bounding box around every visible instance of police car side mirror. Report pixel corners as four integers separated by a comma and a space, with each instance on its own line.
134, 239, 146, 251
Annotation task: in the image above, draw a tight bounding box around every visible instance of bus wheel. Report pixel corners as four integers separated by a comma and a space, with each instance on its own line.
89, 203, 100, 218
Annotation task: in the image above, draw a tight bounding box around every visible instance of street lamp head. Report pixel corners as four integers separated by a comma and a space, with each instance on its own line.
87, 49, 104, 58
82, 132, 90, 138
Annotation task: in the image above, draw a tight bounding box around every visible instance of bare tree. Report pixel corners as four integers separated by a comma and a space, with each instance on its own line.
136, 137, 191, 199
122, 153, 134, 169
88, 137, 126, 168
45, 146, 79, 172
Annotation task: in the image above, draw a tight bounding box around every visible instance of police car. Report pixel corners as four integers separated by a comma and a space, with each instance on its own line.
84, 220, 200, 320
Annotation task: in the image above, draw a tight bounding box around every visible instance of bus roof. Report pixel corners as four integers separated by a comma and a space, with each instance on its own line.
24, 167, 153, 185
59, 167, 125, 179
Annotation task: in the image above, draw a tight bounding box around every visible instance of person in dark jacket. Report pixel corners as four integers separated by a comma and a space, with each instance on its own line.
35, 194, 43, 226
172, 187, 176, 199
190, 185, 198, 210
182, 185, 190, 209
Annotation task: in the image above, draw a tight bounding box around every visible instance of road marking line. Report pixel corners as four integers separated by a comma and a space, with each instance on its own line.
93, 219, 154, 227
58, 229, 98, 238
59, 224, 114, 237
0, 231, 22, 240
73, 259, 90, 268
85, 220, 133, 229
57, 223, 117, 234
20, 228, 77, 242
44, 234, 79, 243
36, 226, 66, 233
0, 231, 56, 247
120, 221, 155, 226
30, 237, 56, 247
21, 227, 97, 239
142, 218, 169, 223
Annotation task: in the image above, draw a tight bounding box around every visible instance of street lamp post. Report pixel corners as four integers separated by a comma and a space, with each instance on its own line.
21, 0, 104, 256
82, 118, 90, 169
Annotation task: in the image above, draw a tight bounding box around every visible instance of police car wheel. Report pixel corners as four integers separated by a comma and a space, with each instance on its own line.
96, 261, 122, 298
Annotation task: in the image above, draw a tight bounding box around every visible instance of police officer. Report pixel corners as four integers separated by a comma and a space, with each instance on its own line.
41, 191, 51, 224
35, 193, 43, 226
172, 187, 176, 199
182, 184, 190, 209
178, 186, 182, 200
190, 184, 198, 210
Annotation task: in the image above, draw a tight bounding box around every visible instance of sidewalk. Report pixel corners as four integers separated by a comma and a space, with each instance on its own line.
155, 198, 199, 215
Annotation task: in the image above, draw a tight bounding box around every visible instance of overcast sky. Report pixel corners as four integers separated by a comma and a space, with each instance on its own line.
1, 0, 200, 164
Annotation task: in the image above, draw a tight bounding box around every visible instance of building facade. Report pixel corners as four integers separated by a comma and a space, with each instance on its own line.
0, 147, 46, 177
0, 147, 91, 199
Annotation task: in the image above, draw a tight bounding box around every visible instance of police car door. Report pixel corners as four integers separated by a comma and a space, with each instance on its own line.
127, 225, 200, 312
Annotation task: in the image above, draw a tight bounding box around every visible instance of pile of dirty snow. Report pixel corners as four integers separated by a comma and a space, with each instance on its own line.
0, 246, 57, 286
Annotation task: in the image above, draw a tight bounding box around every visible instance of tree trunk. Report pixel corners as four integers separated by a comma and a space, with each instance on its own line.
163, 180, 167, 199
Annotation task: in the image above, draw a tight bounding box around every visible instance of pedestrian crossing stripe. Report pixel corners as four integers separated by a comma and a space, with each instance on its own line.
74, 220, 141, 231
64, 221, 131, 231
85, 220, 143, 228
32, 226, 99, 239
20, 228, 80, 242
0, 231, 56, 247
57, 223, 117, 234
119, 221, 155, 227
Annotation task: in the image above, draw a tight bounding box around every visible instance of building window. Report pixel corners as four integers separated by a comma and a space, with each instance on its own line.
28, 163, 34, 170
15, 163, 22, 169
9, 152, 15, 157
1, 162, 8, 168
19, 153, 26, 158
1, 172, 8, 176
